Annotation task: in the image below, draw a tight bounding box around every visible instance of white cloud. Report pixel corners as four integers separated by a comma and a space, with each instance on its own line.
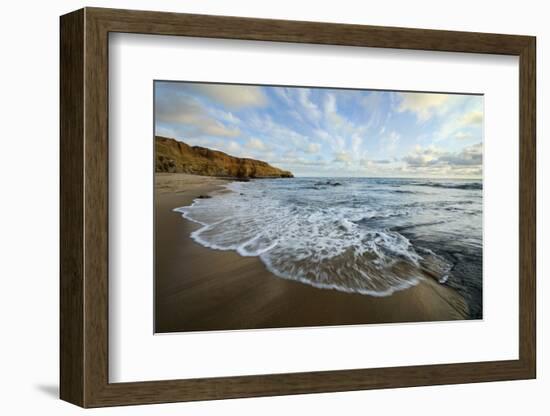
397, 93, 450, 121
274, 88, 293, 105
202, 124, 240, 137
289, 110, 305, 123
209, 108, 241, 125
359, 158, 396, 176
334, 151, 352, 163
321, 93, 371, 162
314, 129, 331, 142
156, 82, 484, 178
324, 93, 363, 136
361, 93, 383, 111
227, 141, 242, 153
155, 95, 240, 138
402, 145, 443, 167
439, 142, 482, 166
306, 143, 321, 154
460, 110, 483, 126
246, 138, 267, 151
401, 143, 482, 177
324, 93, 340, 123
271, 156, 328, 167
297, 88, 322, 121
436, 108, 484, 142
248, 114, 320, 156
190, 84, 267, 108
382, 131, 400, 152
454, 131, 472, 140
324, 93, 336, 111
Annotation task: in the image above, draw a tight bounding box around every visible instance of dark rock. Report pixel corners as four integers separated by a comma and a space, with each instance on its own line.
313, 180, 342, 187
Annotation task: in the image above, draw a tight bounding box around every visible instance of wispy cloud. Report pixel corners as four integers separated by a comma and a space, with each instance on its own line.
188, 83, 267, 108
297, 88, 322, 122
401, 143, 482, 176
397, 93, 451, 121
460, 110, 483, 126
246, 138, 268, 151
155, 93, 240, 137
334, 151, 352, 163
435, 105, 483, 142
155, 82, 483, 178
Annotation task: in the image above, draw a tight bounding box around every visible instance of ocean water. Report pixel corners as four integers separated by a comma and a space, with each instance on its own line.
175, 177, 483, 318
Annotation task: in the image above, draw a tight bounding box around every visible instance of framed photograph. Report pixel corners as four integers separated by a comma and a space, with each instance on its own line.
60, 7, 536, 407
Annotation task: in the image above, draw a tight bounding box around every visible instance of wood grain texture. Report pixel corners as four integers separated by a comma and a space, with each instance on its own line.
59, 8, 84, 407
518, 38, 537, 375
83, 10, 110, 406
88, 7, 532, 54
59, 7, 537, 408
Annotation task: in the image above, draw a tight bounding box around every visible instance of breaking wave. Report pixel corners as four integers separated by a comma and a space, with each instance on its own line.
173, 178, 479, 296
410, 181, 482, 190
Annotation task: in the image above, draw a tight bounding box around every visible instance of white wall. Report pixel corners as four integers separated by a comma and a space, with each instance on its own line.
0, 0, 546, 414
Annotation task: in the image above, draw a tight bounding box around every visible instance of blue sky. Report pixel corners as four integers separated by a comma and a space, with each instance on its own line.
155, 81, 483, 178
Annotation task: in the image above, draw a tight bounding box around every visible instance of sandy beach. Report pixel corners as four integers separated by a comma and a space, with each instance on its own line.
155, 173, 468, 333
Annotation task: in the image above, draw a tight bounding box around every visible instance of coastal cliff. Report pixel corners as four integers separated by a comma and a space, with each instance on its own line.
155, 136, 294, 178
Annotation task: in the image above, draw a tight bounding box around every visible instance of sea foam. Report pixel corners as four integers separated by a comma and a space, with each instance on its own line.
173, 178, 481, 296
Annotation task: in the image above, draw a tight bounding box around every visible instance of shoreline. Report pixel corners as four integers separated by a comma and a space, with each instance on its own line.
155, 173, 470, 333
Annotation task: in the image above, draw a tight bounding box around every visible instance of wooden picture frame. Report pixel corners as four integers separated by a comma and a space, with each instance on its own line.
60, 7, 536, 408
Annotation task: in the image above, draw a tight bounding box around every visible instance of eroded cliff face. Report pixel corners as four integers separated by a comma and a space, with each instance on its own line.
155, 136, 294, 178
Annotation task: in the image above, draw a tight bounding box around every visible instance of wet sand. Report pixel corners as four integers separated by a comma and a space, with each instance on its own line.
155, 173, 468, 333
